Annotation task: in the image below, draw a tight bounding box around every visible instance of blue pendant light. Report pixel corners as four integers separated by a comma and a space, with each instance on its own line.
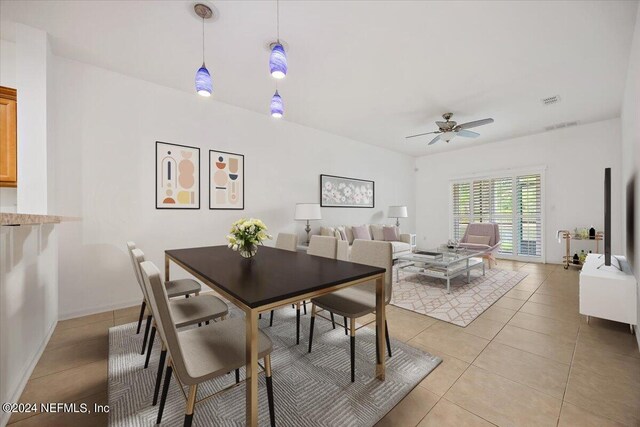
270, 90, 284, 118
269, 43, 287, 79
194, 4, 213, 97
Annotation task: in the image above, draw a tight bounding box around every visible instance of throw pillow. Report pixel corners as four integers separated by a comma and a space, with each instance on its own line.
320, 227, 335, 237
383, 226, 400, 241
467, 234, 491, 245
352, 225, 372, 240
370, 224, 385, 241
344, 226, 355, 244
334, 229, 343, 240
335, 226, 348, 241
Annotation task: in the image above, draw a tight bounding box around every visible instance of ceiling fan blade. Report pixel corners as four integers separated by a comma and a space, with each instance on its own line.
428, 134, 441, 145
457, 129, 480, 138
457, 118, 494, 130
405, 131, 440, 139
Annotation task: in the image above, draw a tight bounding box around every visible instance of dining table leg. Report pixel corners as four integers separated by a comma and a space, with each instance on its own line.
164, 254, 170, 282
245, 308, 259, 427
375, 273, 386, 380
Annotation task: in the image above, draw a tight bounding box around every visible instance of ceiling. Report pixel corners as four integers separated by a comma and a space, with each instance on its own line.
1, 1, 637, 156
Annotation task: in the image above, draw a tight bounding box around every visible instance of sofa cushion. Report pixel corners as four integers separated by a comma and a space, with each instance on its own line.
467, 234, 491, 245
352, 225, 372, 240
370, 224, 385, 241
383, 226, 400, 241
389, 241, 411, 254
343, 226, 354, 244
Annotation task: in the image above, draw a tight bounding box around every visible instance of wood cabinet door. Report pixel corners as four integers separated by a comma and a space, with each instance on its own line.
0, 87, 17, 187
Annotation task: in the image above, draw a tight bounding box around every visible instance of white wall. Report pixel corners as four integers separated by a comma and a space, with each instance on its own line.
50, 56, 416, 319
0, 39, 17, 212
0, 225, 58, 427
415, 119, 623, 264
620, 6, 640, 349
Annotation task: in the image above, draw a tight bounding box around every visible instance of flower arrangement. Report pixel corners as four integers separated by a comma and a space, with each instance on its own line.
226, 218, 272, 258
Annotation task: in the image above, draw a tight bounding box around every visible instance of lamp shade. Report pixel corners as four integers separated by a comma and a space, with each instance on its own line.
388, 205, 408, 218
270, 90, 284, 118
441, 131, 456, 142
195, 64, 212, 97
294, 203, 322, 220
269, 43, 288, 79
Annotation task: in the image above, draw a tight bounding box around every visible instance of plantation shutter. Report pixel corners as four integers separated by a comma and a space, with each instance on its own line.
516, 174, 542, 257
491, 177, 514, 255
452, 182, 471, 241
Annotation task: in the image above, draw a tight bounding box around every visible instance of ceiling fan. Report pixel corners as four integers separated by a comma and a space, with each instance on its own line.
406, 113, 494, 145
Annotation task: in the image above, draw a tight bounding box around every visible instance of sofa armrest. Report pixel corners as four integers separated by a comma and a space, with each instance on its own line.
337, 240, 350, 261
400, 233, 416, 246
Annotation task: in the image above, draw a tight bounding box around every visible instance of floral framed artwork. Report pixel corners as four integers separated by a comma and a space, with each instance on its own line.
209, 150, 244, 210
320, 174, 375, 208
156, 141, 200, 209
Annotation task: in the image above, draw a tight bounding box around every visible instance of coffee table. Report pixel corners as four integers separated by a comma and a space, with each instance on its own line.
397, 246, 488, 293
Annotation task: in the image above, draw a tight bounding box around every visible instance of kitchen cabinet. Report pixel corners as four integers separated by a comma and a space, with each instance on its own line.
0, 86, 17, 187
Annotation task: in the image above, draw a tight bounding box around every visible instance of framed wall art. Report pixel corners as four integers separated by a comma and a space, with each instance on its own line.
209, 150, 244, 210
156, 141, 200, 209
320, 174, 375, 208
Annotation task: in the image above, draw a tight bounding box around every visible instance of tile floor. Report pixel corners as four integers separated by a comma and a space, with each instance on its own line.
8, 261, 640, 426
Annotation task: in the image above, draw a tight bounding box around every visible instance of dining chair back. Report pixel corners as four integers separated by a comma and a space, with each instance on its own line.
276, 233, 298, 252
350, 239, 393, 303
307, 235, 337, 259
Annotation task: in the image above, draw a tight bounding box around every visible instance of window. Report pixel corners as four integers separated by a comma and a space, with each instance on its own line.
451, 170, 543, 259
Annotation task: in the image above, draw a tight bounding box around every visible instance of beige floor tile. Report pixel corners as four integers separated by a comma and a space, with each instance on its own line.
47, 320, 114, 351
578, 323, 640, 359
417, 398, 494, 427
410, 323, 489, 363
11, 360, 108, 423
527, 292, 578, 309
8, 392, 108, 427
503, 288, 534, 301
375, 386, 439, 427
114, 313, 140, 327
473, 342, 570, 399
507, 311, 579, 342
382, 306, 438, 342
491, 296, 525, 311
419, 352, 470, 396
512, 279, 543, 292
477, 305, 517, 324
494, 325, 575, 364
558, 402, 626, 427
57, 311, 114, 331
358, 313, 376, 326
445, 366, 562, 427
31, 338, 108, 379
573, 340, 640, 386
535, 283, 578, 299
461, 317, 505, 340
564, 366, 640, 426
519, 301, 581, 325
114, 304, 142, 319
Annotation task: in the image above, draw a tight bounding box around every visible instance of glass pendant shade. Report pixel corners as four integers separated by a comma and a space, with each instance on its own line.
195, 63, 212, 97
269, 43, 287, 79
270, 90, 284, 118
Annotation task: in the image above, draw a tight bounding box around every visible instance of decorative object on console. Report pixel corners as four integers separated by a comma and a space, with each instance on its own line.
295, 203, 322, 245
559, 229, 603, 269
194, 4, 214, 97
156, 141, 200, 209
320, 174, 374, 208
226, 218, 272, 259
209, 150, 244, 210
388, 205, 408, 227
589, 226, 596, 240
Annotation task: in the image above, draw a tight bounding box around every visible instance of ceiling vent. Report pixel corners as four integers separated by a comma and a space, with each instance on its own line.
544, 121, 578, 132
541, 95, 561, 106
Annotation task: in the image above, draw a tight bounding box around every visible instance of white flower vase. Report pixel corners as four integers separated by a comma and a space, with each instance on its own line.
239, 244, 258, 259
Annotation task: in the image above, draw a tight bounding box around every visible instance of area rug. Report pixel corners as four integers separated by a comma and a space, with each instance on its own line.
391, 266, 528, 326
108, 304, 441, 426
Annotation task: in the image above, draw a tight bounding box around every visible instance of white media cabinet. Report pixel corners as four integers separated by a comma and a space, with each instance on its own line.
579, 254, 637, 334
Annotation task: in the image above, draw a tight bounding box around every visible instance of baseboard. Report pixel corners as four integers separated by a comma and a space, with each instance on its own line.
0, 319, 57, 427
58, 298, 142, 321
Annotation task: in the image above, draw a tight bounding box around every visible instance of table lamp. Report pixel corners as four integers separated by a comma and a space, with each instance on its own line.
295, 203, 322, 245
388, 205, 408, 227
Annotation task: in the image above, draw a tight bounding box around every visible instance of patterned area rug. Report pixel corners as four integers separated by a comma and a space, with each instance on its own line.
108, 304, 441, 426
391, 266, 528, 326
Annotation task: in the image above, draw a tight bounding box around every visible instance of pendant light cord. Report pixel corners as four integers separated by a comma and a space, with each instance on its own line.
276, 0, 280, 42
202, 16, 205, 65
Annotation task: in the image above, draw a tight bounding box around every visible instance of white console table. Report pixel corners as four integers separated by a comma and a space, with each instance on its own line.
579, 254, 637, 334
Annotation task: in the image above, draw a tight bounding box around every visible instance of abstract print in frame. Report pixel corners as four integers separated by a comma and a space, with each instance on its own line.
320, 174, 375, 208
209, 150, 244, 210
156, 141, 200, 209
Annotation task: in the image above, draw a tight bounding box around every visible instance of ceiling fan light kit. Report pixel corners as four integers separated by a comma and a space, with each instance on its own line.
406, 112, 495, 146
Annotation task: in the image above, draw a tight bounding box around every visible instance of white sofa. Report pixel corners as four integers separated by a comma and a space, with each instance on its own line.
319, 225, 414, 261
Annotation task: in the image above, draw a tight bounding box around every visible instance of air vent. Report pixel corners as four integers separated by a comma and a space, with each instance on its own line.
544, 121, 579, 132
541, 95, 561, 106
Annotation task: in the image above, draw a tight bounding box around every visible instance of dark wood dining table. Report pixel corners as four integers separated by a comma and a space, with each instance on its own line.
165, 245, 387, 426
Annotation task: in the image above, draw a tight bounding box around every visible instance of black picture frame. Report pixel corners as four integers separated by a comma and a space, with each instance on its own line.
320, 174, 375, 208
209, 150, 245, 210
155, 141, 201, 210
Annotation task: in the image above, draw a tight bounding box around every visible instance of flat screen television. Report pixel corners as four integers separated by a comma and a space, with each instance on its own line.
605, 168, 611, 266
627, 172, 635, 272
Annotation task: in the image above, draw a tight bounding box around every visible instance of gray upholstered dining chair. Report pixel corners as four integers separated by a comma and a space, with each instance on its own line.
308, 239, 393, 382
306, 235, 344, 333
127, 241, 202, 345
266, 233, 301, 332
140, 260, 276, 427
